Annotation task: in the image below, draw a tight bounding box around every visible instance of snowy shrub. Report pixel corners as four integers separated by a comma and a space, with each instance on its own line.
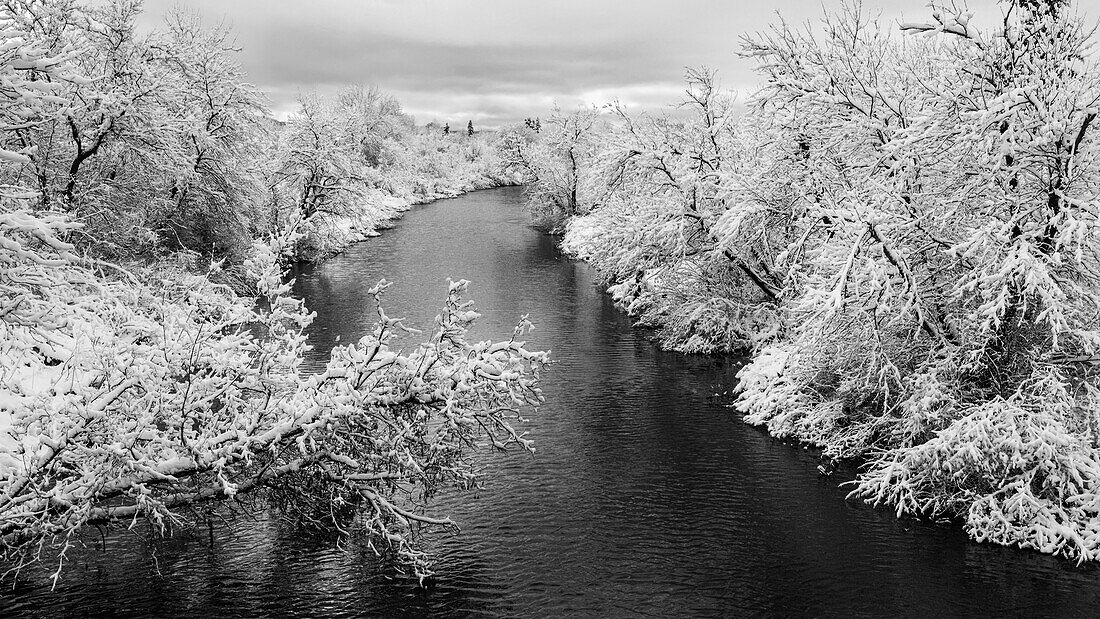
499, 107, 602, 232
550, 0, 1100, 561
733, 0, 1100, 559
271, 89, 513, 259
0, 206, 548, 582
0, 0, 540, 585
852, 370, 1100, 562
557, 71, 790, 355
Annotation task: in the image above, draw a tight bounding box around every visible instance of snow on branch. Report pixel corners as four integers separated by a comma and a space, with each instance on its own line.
900, 7, 986, 48
0, 205, 547, 583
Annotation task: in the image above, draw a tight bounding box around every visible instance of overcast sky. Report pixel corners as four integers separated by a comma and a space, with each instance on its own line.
137, 0, 1013, 128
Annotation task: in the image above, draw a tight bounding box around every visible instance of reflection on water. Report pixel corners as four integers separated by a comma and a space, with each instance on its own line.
5, 186, 1100, 617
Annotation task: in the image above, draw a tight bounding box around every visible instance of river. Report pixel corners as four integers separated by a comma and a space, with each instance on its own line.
5, 186, 1100, 617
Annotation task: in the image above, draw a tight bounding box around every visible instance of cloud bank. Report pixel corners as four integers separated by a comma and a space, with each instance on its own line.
138, 0, 1002, 128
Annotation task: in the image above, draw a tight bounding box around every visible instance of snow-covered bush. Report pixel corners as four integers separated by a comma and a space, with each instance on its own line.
499, 107, 602, 231
547, 0, 1100, 561
0, 205, 547, 582
853, 370, 1100, 561
735, 0, 1100, 559
271, 87, 513, 260
0, 10, 545, 584
558, 71, 789, 354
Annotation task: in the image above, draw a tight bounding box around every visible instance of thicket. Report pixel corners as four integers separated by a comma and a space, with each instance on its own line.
274, 87, 515, 261
534, 0, 1100, 561
0, 0, 539, 584
0, 0, 514, 269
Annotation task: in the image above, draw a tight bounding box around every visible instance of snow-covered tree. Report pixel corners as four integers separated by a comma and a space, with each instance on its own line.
0, 0, 274, 265
499, 106, 601, 230
1, 0, 150, 217
735, 0, 1100, 560
268, 86, 508, 260
149, 9, 269, 262
273, 91, 367, 225
540, 0, 1100, 562
0, 215, 547, 583
561, 70, 789, 353
0, 2, 545, 585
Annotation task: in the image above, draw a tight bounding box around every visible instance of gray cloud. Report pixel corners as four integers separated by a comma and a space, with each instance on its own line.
139, 0, 1007, 128
250, 27, 670, 94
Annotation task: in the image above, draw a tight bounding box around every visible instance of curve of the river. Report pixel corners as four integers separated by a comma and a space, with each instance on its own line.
5, 186, 1100, 617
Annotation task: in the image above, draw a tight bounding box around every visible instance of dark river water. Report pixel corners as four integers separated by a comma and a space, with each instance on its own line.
6, 186, 1100, 617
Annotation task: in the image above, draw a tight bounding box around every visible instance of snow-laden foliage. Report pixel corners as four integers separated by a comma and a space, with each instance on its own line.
0, 206, 547, 583
0, 2, 545, 584
0, 0, 514, 267
733, 1, 1100, 562
0, 0, 270, 263
498, 106, 602, 231
558, 70, 786, 353
854, 372, 1100, 559
543, 0, 1100, 562
271, 86, 511, 260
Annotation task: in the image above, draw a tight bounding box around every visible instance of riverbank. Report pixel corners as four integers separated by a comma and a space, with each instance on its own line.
10, 187, 1100, 616
295, 172, 522, 262
528, 3, 1100, 563
562, 198, 1100, 566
